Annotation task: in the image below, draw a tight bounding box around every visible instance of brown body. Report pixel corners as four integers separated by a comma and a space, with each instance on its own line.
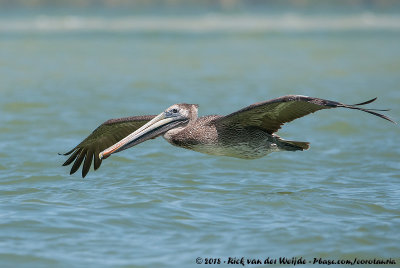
164, 115, 303, 159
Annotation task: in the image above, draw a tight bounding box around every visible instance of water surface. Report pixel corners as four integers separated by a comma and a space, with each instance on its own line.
0, 10, 399, 267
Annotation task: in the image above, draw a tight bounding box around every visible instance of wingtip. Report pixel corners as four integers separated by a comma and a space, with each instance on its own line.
67, 164, 88, 178
60, 148, 75, 156
352, 97, 378, 106
343, 97, 396, 124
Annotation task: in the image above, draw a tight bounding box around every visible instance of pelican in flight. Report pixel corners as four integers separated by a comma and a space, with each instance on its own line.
61, 95, 395, 177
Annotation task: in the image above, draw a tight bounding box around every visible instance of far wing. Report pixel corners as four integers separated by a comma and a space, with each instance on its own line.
212, 95, 394, 134
61, 115, 156, 178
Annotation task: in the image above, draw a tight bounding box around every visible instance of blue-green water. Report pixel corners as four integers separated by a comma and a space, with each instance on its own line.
1, 10, 400, 268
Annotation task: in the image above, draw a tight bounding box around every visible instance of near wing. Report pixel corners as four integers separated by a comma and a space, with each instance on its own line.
61, 115, 156, 178
213, 95, 395, 134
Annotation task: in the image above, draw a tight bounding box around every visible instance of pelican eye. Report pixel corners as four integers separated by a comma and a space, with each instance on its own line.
171, 108, 178, 113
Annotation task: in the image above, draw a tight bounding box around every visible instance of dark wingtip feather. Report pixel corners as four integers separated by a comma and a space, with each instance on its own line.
352, 97, 390, 111
361, 108, 397, 124
352, 97, 377, 106
93, 146, 102, 170
94, 156, 102, 171
343, 105, 396, 124
82, 150, 93, 178
62, 148, 81, 166
70, 149, 86, 175
62, 148, 99, 178
339, 97, 397, 124
60, 148, 76, 156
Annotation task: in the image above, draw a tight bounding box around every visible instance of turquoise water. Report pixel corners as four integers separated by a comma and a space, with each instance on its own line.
1, 10, 400, 267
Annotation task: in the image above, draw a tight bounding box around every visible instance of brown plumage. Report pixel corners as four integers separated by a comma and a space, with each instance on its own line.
62, 95, 395, 177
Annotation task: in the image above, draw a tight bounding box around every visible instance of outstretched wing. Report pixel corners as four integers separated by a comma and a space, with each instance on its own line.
213, 95, 395, 134
61, 115, 156, 178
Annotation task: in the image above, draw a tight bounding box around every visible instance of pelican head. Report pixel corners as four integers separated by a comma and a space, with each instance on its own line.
99, 103, 198, 159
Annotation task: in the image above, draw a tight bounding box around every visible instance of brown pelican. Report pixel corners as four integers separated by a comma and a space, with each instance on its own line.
61, 95, 395, 177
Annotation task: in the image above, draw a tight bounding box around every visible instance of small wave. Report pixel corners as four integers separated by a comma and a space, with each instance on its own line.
1, 13, 400, 33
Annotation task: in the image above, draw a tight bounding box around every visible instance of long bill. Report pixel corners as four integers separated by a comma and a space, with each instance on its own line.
99, 112, 186, 160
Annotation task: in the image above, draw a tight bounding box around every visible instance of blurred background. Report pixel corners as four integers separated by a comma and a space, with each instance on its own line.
1, 1, 399, 267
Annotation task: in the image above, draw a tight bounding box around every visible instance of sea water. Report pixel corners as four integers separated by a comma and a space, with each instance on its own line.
0, 8, 399, 267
